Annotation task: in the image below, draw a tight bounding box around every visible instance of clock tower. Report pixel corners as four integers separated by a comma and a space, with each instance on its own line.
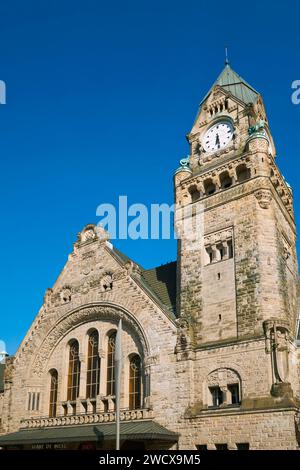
174, 63, 298, 398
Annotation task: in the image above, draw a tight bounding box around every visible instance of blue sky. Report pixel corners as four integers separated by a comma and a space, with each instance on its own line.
0, 0, 300, 354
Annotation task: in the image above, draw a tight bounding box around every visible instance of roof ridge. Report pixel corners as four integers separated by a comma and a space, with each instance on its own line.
142, 260, 176, 273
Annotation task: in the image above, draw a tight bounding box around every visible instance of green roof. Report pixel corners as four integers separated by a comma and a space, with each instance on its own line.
111, 244, 177, 316
0, 421, 179, 446
142, 262, 177, 314
201, 64, 260, 106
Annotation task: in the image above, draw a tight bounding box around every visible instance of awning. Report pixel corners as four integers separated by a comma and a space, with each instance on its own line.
0, 420, 179, 446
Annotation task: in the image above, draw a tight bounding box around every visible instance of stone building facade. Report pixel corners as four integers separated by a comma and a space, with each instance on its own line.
1, 64, 300, 450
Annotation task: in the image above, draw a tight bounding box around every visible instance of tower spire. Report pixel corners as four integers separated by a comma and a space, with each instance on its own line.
225, 46, 229, 66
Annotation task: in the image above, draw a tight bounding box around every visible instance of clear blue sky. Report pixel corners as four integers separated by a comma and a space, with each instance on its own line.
1, 0, 299, 354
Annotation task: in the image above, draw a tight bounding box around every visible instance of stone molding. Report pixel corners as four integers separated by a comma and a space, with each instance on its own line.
31, 304, 150, 377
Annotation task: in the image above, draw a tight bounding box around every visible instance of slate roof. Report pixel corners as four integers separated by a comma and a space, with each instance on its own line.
141, 262, 177, 315
201, 64, 260, 106
111, 246, 177, 316
0, 421, 179, 446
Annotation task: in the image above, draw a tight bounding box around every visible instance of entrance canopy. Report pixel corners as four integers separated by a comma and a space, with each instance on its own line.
0, 420, 179, 448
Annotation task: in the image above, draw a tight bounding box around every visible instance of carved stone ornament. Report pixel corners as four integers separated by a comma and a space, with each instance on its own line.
263, 319, 290, 384
61, 286, 72, 303
207, 368, 240, 388
204, 227, 233, 246
76, 224, 100, 246
255, 189, 272, 209
32, 305, 150, 377
100, 273, 113, 292
175, 317, 194, 353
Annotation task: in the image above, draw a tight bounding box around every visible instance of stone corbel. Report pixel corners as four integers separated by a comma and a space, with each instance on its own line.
255, 189, 272, 209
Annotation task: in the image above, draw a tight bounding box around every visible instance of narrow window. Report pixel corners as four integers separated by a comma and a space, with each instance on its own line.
27, 392, 32, 411
32, 393, 36, 411
49, 369, 58, 418
236, 443, 249, 450
209, 386, 223, 407
227, 240, 233, 258
106, 332, 116, 396
215, 444, 228, 450
216, 244, 224, 260
36, 392, 40, 411
228, 383, 240, 405
129, 355, 141, 410
86, 330, 100, 399
196, 445, 208, 451
205, 246, 214, 265
67, 340, 80, 402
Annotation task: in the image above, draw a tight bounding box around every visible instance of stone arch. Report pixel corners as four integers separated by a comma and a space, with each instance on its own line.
203, 178, 216, 195
204, 367, 242, 407
30, 303, 151, 378
235, 163, 251, 182
206, 367, 242, 387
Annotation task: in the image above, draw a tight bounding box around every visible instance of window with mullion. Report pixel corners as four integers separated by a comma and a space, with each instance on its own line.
49, 370, 58, 418
106, 332, 116, 396
67, 340, 80, 401
129, 355, 141, 410
86, 331, 100, 399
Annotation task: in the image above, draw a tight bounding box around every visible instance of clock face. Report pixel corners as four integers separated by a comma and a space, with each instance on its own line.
202, 121, 234, 153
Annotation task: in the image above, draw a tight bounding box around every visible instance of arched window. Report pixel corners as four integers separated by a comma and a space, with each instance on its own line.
207, 368, 241, 408
86, 330, 100, 399
204, 178, 216, 195
188, 184, 200, 202
219, 171, 232, 189
129, 355, 141, 410
106, 332, 116, 396
49, 369, 58, 418
236, 164, 251, 182
67, 340, 80, 401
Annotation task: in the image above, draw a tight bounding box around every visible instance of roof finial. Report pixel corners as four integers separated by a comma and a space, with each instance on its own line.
225, 46, 229, 66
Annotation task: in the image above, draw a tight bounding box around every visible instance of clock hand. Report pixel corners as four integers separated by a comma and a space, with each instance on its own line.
215, 133, 220, 146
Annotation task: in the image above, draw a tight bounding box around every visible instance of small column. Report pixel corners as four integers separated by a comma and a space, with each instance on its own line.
79, 354, 86, 400
107, 397, 115, 412
220, 385, 229, 406
96, 395, 105, 413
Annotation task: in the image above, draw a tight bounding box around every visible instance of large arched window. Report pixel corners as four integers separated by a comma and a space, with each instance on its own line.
86, 330, 100, 399
67, 340, 80, 401
106, 332, 116, 396
129, 355, 141, 410
49, 369, 58, 418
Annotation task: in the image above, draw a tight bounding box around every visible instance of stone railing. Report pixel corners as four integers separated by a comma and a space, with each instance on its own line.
20, 408, 154, 429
